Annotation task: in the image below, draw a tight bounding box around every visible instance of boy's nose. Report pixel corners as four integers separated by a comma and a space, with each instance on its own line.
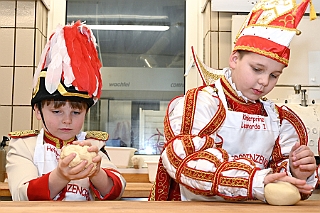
62, 115, 72, 124
258, 75, 269, 86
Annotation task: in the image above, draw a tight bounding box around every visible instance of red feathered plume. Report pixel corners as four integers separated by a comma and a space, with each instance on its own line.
63, 21, 102, 99
33, 21, 102, 106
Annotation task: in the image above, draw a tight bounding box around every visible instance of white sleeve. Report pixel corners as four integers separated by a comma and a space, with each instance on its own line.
162, 90, 264, 200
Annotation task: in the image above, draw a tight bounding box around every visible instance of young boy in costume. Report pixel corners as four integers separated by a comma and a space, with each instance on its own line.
149, 0, 318, 202
6, 21, 126, 201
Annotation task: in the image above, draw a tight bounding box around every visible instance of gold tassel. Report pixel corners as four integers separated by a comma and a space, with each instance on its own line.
310, 0, 317, 20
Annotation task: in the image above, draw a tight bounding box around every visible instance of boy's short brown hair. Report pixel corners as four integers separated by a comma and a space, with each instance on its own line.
40, 99, 89, 111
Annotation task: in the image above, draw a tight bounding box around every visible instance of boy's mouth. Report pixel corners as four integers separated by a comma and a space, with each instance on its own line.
252, 88, 262, 95
60, 128, 72, 131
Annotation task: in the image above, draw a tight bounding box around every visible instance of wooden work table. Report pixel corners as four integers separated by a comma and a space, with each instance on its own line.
1, 200, 320, 213
1, 169, 152, 199
0, 182, 10, 197
0, 182, 153, 199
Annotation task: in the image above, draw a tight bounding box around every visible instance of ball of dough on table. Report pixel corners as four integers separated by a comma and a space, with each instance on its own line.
60, 144, 97, 168
264, 181, 301, 206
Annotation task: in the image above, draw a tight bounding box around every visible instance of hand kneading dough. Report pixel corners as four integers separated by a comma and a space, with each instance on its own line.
265, 181, 301, 206
60, 144, 97, 168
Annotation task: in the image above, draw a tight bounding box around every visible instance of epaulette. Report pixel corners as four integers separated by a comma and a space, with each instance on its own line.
85, 131, 109, 141
9, 130, 40, 139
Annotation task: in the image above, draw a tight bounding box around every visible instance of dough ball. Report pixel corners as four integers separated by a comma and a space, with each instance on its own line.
60, 144, 97, 168
265, 181, 301, 206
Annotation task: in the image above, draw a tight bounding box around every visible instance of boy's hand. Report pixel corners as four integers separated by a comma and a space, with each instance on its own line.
264, 172, 313, 194
57, 152, 94, 181
72, 139, 102, 177
289, 142, 317, 181
57, 139, 101, 180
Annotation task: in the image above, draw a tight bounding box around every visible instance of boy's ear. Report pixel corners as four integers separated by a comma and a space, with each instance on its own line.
33, 105, 42, 121
229, 51, 239, 69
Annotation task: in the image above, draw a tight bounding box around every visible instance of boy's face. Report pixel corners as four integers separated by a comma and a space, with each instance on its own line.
34, 101, 87, 141
229, 51, 285, 101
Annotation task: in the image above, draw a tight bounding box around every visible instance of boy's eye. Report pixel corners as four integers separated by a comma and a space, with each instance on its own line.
270, 73, 277, 78
52, 110, 60, 113
252, 66, 261, 72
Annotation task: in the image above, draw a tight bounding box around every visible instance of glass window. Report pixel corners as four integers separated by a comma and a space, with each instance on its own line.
66, 0, 185, 154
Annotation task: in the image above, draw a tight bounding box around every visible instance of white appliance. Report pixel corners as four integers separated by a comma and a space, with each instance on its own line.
273, 89, 320, 156
281, 103, 320, 156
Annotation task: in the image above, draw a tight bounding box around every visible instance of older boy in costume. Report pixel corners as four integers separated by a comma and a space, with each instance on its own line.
149, 0, 318, 202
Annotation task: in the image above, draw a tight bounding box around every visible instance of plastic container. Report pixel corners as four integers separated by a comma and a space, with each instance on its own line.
104, 146, 137, 168
145, 161, 159, 183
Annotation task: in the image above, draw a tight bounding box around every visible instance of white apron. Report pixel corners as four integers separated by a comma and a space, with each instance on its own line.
215, 79, 281, 168
180, 80, 282, 201
33, 129, 94, 201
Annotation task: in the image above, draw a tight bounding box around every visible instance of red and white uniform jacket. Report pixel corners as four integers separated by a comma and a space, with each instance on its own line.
149, 70, 317, 202
6, 129, 126, 201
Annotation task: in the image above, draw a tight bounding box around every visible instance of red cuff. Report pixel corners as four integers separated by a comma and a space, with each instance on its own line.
91, 168, 123, 200
27, 173, 51, 201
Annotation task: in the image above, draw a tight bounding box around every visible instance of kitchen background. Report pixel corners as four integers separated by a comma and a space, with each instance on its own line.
0, 0, 320, 156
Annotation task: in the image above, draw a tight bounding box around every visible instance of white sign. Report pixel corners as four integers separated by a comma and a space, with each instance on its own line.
101, 67, 184, 91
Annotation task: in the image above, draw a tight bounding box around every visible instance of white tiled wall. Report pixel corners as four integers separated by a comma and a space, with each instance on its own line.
0, 28, 15, 66
0, 0, 236, 139
15, 29, 35, 66
13, 67, 34, 105
0, 67, 13, 106
0, 0, 48, 138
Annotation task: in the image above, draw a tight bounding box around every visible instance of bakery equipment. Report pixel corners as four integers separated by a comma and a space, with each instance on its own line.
274, 84, 320, 157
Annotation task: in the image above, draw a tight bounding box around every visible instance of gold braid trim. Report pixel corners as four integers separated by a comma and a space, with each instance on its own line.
181, 135, 196, 156
33, 71, 90, 99
220, 76, 247, 104
212, 161, 258, 200
270, 137, 285, 170
213, 162, 252, 191
166, 141, 182, 169
196, 54, 223, 85
176, 151, 223, 182
219, 176, 249, 188
44, 131, 74, 149
9, 130, 40, 138
198, 96, 226, 138
234, 45, 289, 65
181, 87, 198, 135
85, 131, 109, 141
164, 113, 174, 142
164, 96, 182, 143
148, 182, 157, 201
200, 136, 216, 151
280, 107, 308, 145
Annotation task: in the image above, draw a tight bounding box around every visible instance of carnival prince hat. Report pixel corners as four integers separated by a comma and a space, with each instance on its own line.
31, 21, 102, 108
233, 0, 316, 66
